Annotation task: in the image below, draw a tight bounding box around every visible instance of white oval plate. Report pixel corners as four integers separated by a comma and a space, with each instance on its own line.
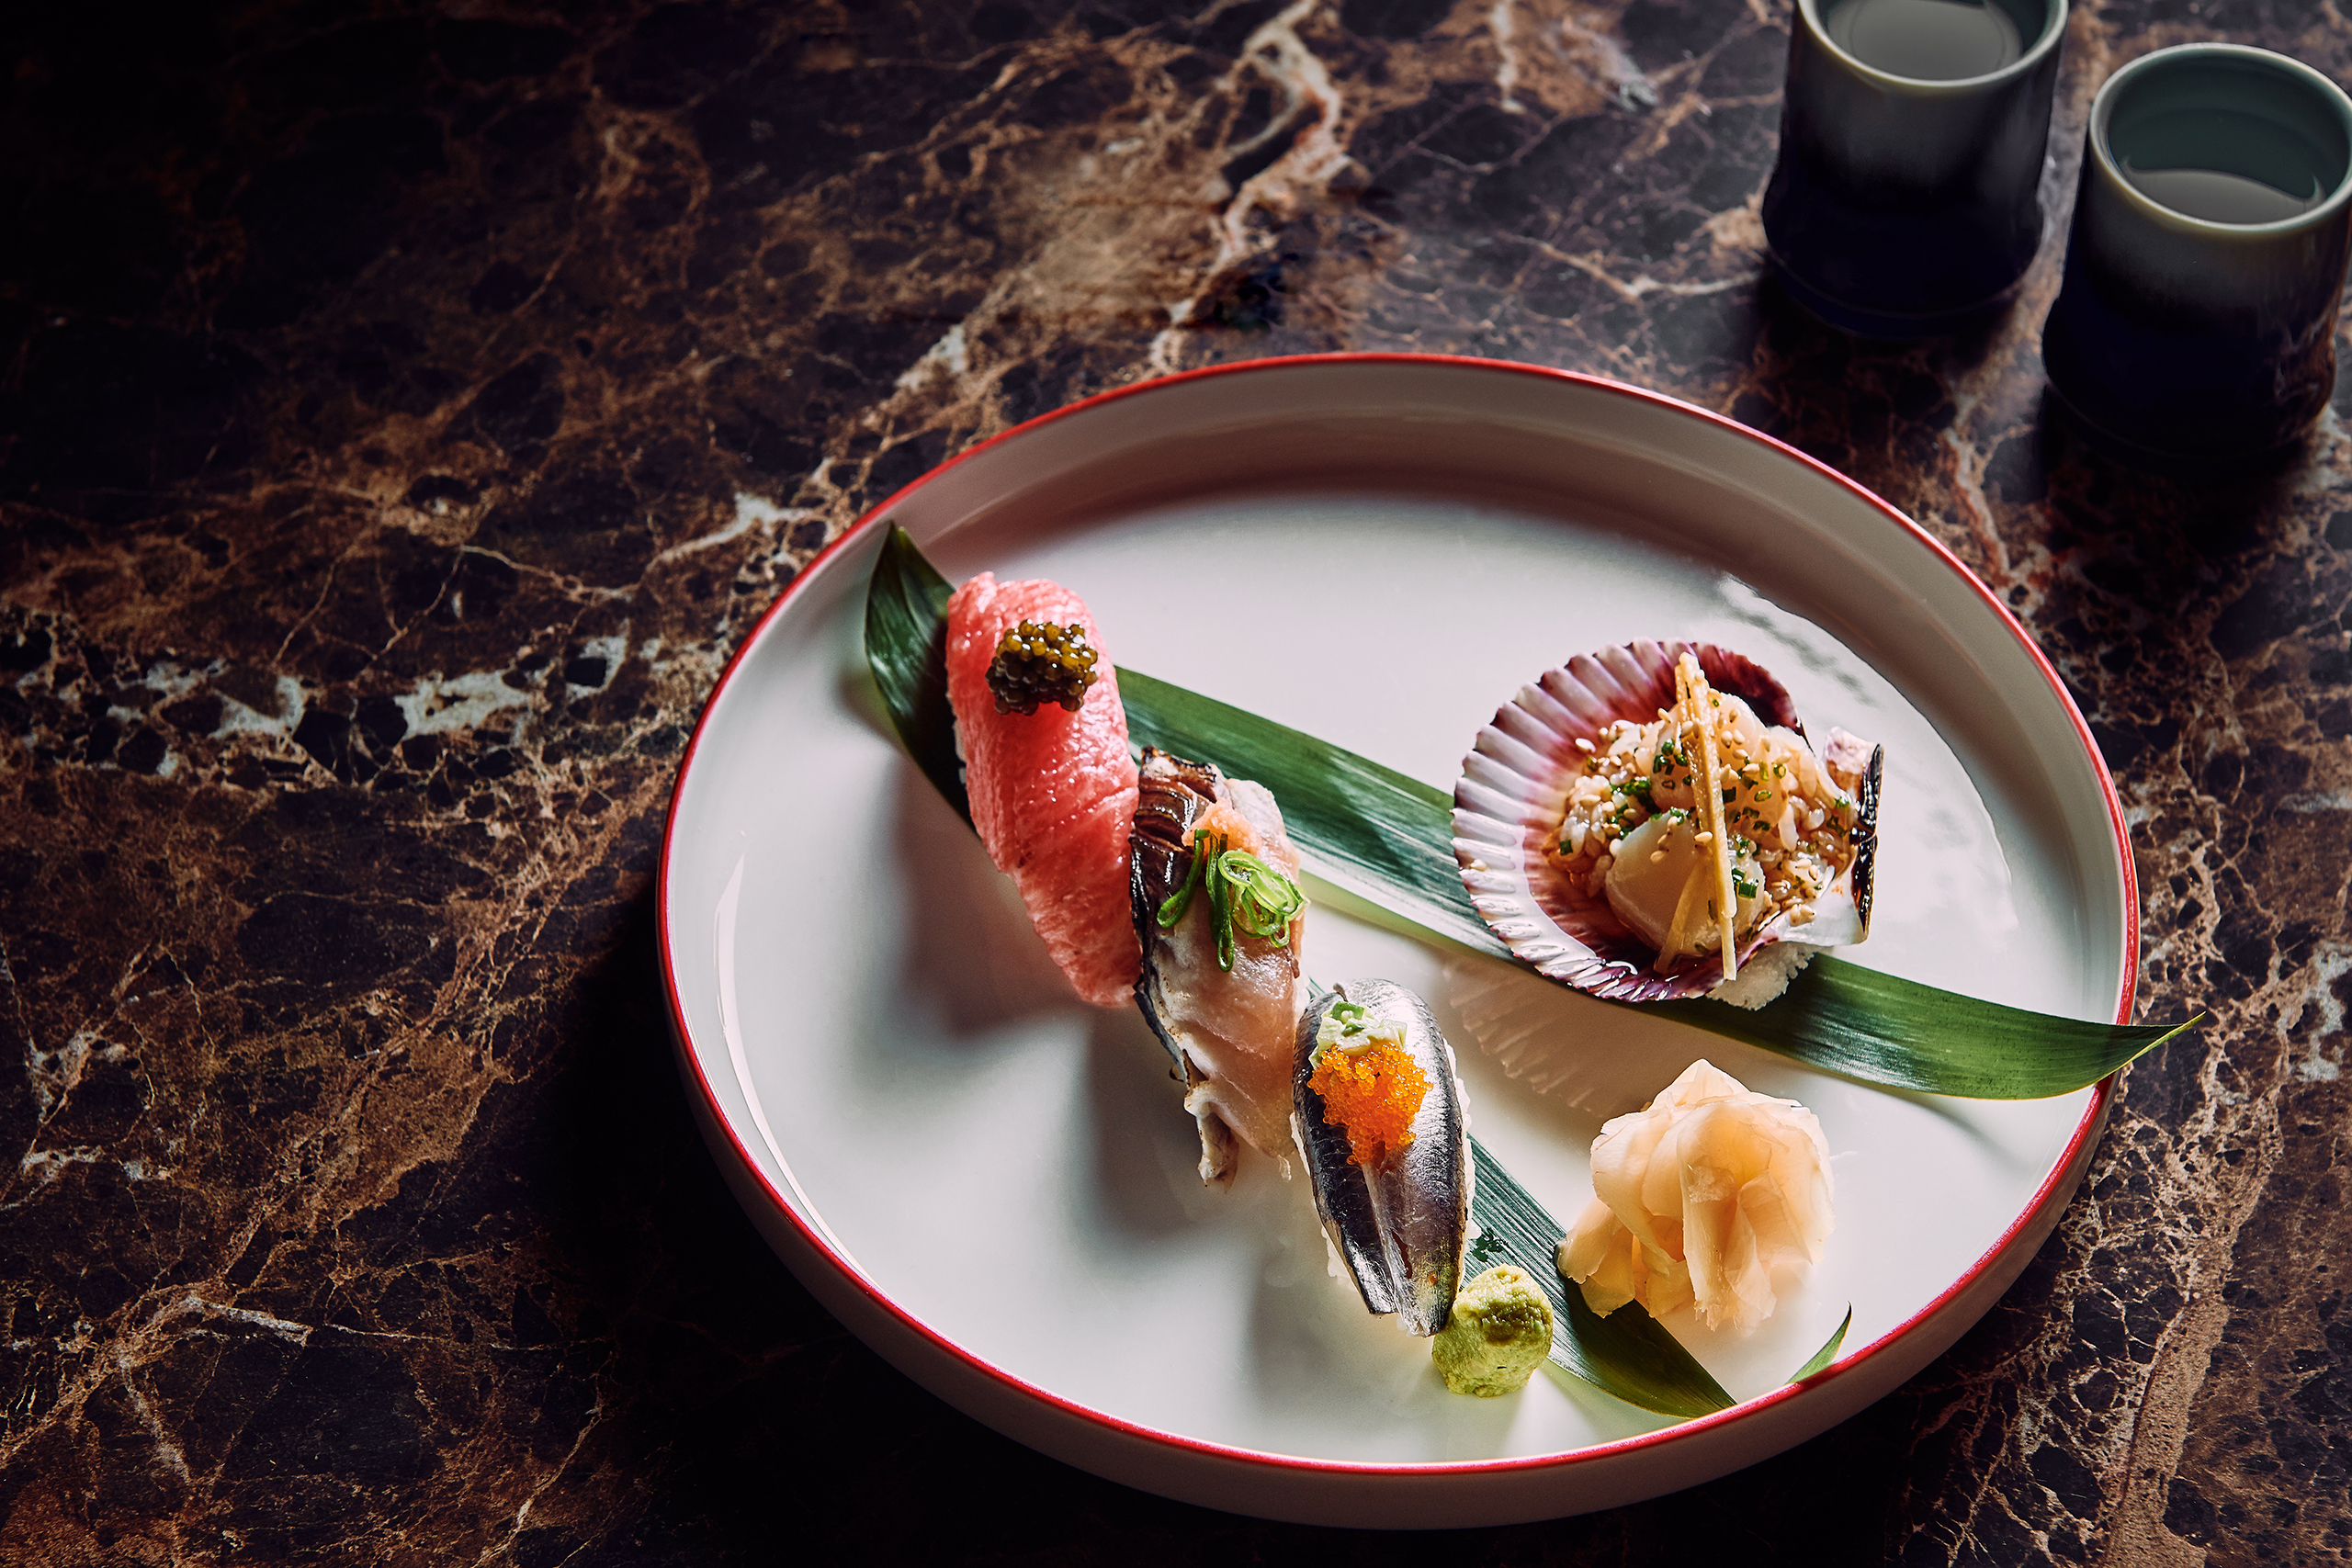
659, 356, 2133, 1528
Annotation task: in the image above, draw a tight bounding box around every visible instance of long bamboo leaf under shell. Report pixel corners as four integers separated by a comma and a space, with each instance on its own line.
861, 529, 2194, 1099
1115, 671, 2197, 1099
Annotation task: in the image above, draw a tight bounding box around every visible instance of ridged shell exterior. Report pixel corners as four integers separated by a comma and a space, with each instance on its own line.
1452, 640, 1863, 1003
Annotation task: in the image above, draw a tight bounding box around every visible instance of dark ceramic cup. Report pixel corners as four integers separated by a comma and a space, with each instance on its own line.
1762, 0, 2068, 338
2042, 45, 2352, 466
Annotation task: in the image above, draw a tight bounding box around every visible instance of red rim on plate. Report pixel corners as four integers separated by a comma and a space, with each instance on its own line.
656, 354, 2135, 1521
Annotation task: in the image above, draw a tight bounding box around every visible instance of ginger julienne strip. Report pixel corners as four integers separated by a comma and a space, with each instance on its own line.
1681, 655, 1740, 984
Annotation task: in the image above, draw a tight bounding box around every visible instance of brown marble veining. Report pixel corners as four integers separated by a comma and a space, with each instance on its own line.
1, 1, 2346, 1562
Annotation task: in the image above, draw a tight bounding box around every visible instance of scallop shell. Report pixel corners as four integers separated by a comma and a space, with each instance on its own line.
1451, 640, 1881, 1004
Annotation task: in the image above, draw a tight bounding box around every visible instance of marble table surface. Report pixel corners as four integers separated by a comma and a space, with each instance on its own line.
3, 2, 2347, 1562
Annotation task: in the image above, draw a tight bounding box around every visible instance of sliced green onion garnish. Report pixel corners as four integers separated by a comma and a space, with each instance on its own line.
1208, 840, 1235, 971
1154, 828, 1309, 972
1155, 828, 1221, 930
1216, 850, 1306, 945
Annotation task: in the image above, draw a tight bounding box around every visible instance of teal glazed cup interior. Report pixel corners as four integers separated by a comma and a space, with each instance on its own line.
1762, 0, 2068, 339
2043, 45, 2352, 466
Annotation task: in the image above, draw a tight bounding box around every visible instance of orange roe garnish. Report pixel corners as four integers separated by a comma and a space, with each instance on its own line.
1308, 1040, 1431, 1168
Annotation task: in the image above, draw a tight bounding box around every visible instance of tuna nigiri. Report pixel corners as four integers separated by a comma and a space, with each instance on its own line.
944, 573, 1141, 1008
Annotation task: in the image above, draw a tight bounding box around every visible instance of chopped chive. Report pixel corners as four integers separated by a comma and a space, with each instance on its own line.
1208, 840, 1235, 970
1155, 829, 1216, 929
1216, 849, 1306, 945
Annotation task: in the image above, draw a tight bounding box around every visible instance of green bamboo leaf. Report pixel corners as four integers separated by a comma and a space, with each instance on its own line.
1467, 1137, 1734, 1417
1115, 666, 2196, 1100
1648, 971, 2202, 1100
1791, 1304, 1851, 1383
862, 531, 2195, 1097
863, 526, 968, 823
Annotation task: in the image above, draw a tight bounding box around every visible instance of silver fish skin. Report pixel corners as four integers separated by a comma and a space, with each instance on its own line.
1292, 980, 1470, 1337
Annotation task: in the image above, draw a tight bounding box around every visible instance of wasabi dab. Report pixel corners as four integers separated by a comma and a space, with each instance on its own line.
1432, 1265, 1554, 1396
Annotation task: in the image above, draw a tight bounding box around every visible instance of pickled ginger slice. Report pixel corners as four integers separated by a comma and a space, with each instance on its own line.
1556, 1059, 1833, 1334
